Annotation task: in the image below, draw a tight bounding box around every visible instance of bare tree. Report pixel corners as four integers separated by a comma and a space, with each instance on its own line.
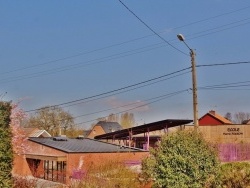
233, 112, 250, 124
224, 112, 232, 122
25, 106, 75, 136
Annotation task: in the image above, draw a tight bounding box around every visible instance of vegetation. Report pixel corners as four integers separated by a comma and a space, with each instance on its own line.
24, 106, 77, 136
0, 101, 13, 187
224, 112, 250, 124
13, 176, 37, 188
141, 130, 220, 188
97, 112, 135, 128
69, 160, 141, 188
218, 162, 250, 188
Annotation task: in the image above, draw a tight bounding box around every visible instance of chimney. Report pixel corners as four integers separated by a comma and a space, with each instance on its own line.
209, 110, 215, 115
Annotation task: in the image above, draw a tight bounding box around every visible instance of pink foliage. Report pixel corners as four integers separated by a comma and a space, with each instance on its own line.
10, 103, 29, 155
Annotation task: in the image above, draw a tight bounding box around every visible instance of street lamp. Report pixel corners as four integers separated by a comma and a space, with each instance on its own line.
177, 34, 199, 130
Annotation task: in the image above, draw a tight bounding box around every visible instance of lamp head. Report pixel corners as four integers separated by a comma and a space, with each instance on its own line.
177, 34, 185, 41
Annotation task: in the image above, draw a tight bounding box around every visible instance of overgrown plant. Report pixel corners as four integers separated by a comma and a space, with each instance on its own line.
218, 162, 250, 188
13, 176, 37, 188
141, 130, 220, 188
0, 101, 13, 187
69, 160, 141, 188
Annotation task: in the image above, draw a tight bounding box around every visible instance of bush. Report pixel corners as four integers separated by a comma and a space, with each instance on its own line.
141, 130, 220, 188
69, 160, 141, 188
13, 176, 37, 188
0, 101, 13, 187
218, 162, 250, 188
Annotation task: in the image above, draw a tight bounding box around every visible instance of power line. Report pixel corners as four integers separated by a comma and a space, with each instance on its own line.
118, 0, 188, 56
0, 42, 168, 84
24, 60, 250, 112
78, 79, 250, 125
47, 70, 191, 109
197, 61, 250, 67
25, 67, 191, 112
76, 89, 188, 125
2, 5, 249, 77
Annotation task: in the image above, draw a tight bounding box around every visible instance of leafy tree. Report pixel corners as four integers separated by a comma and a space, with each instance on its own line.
25, 106, 76, 136
0, 101, 13, 187
141, 130, 220, 188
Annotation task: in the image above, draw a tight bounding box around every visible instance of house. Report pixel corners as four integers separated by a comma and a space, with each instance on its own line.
242, 119, 250, 124
22, 127, 51, 137
13, 137, 148, 184
87, 121, 123, 139
199, 110, 232, 126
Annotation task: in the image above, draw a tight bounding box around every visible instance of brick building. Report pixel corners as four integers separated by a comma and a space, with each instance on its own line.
13, 137, 148, 184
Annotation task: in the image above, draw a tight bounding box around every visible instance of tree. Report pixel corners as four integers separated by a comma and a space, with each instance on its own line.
0, 101, 13, 187
233, 112, 250, 124
120, 112, 135, 128
141, 130, 220, 188
25, 106, 75, 136
10, 103, 29, 155
96, 112, 135, 128
224, 112, 232, 122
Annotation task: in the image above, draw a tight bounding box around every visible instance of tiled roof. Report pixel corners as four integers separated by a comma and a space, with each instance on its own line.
29, 137, 146, 153
209, 111, 232, 124
96, 121, 123, 133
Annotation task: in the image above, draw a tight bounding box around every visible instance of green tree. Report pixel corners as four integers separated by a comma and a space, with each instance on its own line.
141, 130, 219, 188
0, 101, 13, 187
25, 106, 76, 136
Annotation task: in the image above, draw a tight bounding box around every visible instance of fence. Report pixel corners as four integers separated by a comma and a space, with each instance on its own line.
218, 143, 250, 162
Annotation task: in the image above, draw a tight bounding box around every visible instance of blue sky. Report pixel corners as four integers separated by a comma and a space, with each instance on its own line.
1, 1, 250, 129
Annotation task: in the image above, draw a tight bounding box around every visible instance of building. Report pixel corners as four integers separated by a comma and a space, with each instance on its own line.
23, 127, 51, 137
13, 137, 148, 184
87, 121, 123, 139
94, 119, 193, 150
199, 110, 232, 125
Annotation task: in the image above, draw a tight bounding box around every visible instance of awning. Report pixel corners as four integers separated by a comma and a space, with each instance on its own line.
94, 119, 192, 139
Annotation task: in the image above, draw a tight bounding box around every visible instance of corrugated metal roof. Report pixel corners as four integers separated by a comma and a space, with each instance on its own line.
95, 119, 193, 139
29, 137, 146, 153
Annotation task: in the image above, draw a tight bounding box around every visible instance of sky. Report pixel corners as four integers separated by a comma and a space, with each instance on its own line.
1, 1, 250, 129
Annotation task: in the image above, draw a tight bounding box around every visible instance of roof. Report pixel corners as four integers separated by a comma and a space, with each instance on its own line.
23, 128, 51, 137
242, 119, 250, 124
94, 119, 192, 140
199, 110, 232, 124
96, 121, 123, 133
28, 137, 146, 153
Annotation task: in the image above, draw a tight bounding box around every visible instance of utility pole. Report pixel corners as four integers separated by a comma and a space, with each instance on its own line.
177, 34, 199, 130
190, 49, 199, 130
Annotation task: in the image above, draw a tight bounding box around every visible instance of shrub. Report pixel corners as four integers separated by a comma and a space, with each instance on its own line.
141, 130, 220, 188
0, 101, 13, 187
69, 160, 141, 188
13, 176, 37, 188
218, 162, 250, 188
